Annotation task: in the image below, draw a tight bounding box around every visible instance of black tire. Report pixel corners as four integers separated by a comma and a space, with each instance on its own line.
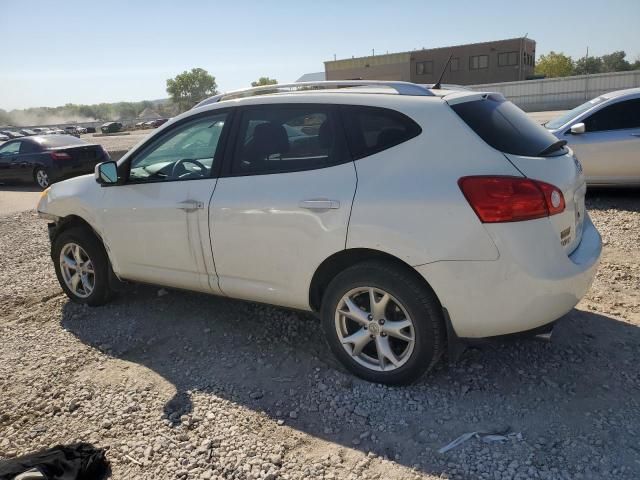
321, 260, 445, 385
52, 227, 115, 306
33, 167, 50, 189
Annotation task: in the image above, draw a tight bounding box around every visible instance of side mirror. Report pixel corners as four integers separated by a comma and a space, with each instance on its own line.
570, 123, 585, 135
95, 161, 118, 185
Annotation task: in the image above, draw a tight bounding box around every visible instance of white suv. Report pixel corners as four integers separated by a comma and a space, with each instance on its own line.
37, 81, 602, 384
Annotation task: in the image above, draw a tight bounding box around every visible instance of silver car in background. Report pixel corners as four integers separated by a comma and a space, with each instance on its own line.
545, 88, 640, 186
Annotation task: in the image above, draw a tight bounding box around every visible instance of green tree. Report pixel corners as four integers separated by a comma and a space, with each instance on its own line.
166, 68, 218, 112
600, 51, 631, 72
251, 77, 278, 87
535, 51, 574, 78
574, 56, 603, 75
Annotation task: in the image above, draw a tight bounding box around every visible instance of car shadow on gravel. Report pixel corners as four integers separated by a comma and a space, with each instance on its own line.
60, 286, 640, 476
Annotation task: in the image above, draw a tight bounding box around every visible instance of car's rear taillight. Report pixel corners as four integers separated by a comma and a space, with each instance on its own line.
458, 176, 565, 223
50, 151, 72, 160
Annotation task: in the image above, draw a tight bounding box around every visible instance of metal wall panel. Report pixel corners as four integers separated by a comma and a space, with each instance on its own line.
469, 71, 640, 111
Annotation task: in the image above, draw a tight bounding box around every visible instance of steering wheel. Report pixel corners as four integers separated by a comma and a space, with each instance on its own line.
171, 158, 207, 179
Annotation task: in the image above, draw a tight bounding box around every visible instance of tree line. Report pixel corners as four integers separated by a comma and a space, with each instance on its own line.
535, 50, 640, 78
1, 70, 277, 126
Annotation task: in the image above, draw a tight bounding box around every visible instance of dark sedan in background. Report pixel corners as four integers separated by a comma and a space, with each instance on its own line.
0, 135, 110, 189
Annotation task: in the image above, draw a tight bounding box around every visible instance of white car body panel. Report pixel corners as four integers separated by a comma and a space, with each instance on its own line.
210, 162, 356, 310
346, 100, 514, 265
97, 179, 220, 294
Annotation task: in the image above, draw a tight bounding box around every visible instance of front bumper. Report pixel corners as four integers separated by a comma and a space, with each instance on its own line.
415, 213, 602, 338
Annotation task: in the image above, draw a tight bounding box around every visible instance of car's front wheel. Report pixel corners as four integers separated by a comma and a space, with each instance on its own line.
52, 227, 115, 306
321, 260, 445, 385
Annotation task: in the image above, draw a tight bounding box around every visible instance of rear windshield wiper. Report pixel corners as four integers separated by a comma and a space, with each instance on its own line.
538, 139, 567, 157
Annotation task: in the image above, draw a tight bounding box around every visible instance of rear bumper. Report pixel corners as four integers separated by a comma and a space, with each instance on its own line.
415, 213, 602, 338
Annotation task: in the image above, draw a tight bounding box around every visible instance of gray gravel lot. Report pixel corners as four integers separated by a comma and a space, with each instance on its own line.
0, 191, 639, 480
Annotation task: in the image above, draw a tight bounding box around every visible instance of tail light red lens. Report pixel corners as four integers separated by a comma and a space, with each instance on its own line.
458, 176, 565, 223
50, 151, 72, 160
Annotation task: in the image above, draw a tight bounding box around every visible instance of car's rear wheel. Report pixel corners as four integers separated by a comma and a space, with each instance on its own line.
52, 227, 115, 306
34, 167, 50, 189
321, 260, 445, 385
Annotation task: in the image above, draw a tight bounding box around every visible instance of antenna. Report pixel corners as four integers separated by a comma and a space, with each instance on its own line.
432, 54, 453, 90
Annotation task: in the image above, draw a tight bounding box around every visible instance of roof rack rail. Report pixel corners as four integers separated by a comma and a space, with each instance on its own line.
193, 80, 434, 109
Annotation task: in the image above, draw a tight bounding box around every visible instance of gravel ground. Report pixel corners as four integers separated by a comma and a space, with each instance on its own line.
0, 190, 639, 480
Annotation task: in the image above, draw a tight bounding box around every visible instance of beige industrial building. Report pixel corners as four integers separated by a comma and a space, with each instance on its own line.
324, 38, 536, 85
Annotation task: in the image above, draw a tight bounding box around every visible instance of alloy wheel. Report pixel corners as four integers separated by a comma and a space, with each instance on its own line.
36, 169, 50, 188
335, 287, 415, 372
59, 243, 95, 298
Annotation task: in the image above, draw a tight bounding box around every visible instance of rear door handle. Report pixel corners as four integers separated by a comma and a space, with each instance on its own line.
298, 199, 340, 210
176, 199, 204, 211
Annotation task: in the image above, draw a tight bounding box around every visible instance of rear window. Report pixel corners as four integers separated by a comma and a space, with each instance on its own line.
451, 94, 566, 157
340, 106, 422, 160
37, 135, 87, 149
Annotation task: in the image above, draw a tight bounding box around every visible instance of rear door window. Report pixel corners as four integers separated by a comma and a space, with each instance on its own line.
583, 99, 640, 132
230, 105, 348, 175
20, 141, 40, 154
451, 94, 565, 157
340, 106, 422, 159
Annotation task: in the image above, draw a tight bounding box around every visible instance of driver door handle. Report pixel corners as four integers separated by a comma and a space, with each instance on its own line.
176, 200, 204, 211
299, 199, 340, 210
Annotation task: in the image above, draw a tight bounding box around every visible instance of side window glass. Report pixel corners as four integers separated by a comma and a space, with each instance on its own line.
341, 106, 422, 160
129, 113, 227, 183
0, 142, 21, 155
584, 99, 640, 132
20, 142, 39, 154
232, 106, 341, 174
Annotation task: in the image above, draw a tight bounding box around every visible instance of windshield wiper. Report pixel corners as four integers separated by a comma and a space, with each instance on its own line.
538, 139, 567, 156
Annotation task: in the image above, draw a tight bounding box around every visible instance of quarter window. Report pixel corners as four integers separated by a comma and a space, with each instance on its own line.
583, 99, 640, 132
341, 106, 422, 160
20, 141, 40, 154
416, 61, 433, 75
470, 55, 489, 70
128, 112, 228, 183
231, 106, 344, 174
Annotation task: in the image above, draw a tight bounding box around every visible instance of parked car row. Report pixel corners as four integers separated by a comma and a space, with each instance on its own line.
0, 126, 90, 141
133, 118, 170, 130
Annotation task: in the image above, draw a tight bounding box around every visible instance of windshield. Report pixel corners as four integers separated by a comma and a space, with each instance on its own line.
545, 96, 606, 129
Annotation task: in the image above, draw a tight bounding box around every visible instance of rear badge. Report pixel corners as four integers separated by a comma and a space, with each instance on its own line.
560, 227, 572, 247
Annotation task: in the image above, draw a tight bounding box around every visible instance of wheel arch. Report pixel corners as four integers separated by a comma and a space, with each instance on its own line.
309, 248, 442, 313
52, 214, 101, 242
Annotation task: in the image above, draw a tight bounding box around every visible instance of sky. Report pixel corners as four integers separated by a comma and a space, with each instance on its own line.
1, 0, 639, 111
